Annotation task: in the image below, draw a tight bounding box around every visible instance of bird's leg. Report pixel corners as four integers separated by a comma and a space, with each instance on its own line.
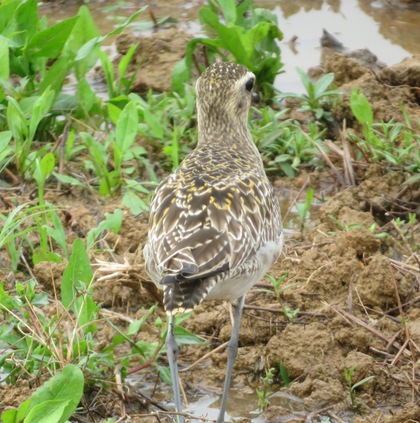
217, 295, 246, 423
166, 313, 184, 423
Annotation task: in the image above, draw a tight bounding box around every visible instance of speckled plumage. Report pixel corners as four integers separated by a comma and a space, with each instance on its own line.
144, 62, 283, 315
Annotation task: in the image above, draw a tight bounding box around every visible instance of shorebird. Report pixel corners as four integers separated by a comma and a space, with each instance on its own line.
144, 62, 283, 422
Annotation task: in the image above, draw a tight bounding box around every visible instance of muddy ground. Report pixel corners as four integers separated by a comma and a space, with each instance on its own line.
1, 24, 420, 423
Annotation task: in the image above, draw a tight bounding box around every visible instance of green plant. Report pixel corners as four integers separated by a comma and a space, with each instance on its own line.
279, 68, 343, 123
0, 239, 98, 382
349, 89, 420, 173
86, 209, 123, 250
252, 106, 319, 177
1, 364, 84, 423
279, 361, 290, 387
173, 0, 283, 100
344, 366, 374, 412
264, 273, 288, 297
5, 87, 55, 176
296, 187, 314, 226
256, 367, 275, 410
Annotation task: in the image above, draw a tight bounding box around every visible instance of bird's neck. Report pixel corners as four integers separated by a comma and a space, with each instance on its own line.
197, 112, 258, 156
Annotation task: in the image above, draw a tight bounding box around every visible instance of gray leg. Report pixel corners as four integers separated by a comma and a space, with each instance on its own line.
217, 295, 246, 423
166, 313, 184, 423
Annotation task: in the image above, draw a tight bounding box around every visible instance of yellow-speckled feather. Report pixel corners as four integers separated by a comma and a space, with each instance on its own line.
144, 62, 283, 314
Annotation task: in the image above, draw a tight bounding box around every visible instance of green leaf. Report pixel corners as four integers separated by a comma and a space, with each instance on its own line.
114, 101, 138, 170
216, 0, 237, 24
0, 0, 20, 33
27, 16, 79, 59
53, 172, 86, 189
350, 88, 373, 127
5, 0, 38, 46
86, 209, 123, 249
314, 73, 335, 99
25, 400, 70, 423
174, 326, 204, 346
157, 364, 171, 385
121, 190, 148, 215
39, 152, 55, 178
76, 6, 147, 62
0, 36, 10, 80
352, 375, 375, 391
25, 364, 84, 423
61, 239, 96, 331
28, 87, 55, 144
0, 131, 13, 163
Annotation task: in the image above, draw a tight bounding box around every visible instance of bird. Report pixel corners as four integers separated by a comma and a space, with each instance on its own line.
143, 61, 283, 423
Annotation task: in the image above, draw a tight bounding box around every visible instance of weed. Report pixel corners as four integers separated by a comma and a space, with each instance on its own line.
279, 361, 290, 387
296, 188, 314, 227
349, 89, 420, 173
344, 366, 374, 412
279, 68, 343, 123
173, 0, 283, 100
1, 364, 84, 423
251, 106, 319, 177
264, 273, 288, 298
256, 367, 275, 410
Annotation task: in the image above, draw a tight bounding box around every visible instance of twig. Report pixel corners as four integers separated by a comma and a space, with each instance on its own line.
282, 177, 310, 223
341, 119, 356, 186
327, 303, 411, 358
180, 341, 228, 373
389, 262, 417, 363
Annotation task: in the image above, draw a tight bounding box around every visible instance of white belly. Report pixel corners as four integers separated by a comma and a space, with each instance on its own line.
205, 233, 284, 301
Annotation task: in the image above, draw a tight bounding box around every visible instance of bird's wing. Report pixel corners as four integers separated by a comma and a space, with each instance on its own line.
147, 170, 278, 282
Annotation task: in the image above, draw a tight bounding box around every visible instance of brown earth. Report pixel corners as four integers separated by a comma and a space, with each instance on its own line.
1, 27, 420, 423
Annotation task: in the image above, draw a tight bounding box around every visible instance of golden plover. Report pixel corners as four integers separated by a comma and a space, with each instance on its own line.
144, 62, 283, 422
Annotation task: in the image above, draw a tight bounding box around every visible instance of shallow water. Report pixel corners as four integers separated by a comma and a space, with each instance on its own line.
40, 0, 420, 92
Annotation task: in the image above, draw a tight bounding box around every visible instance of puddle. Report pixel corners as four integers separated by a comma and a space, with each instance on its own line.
40, 0, 420, 92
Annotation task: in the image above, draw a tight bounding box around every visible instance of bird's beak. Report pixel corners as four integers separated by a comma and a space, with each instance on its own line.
251, 92, 260, 104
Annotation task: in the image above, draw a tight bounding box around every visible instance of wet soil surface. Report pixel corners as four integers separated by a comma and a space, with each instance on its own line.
1, 14, 420, 423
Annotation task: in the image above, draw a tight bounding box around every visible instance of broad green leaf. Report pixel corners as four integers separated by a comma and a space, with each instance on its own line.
157, 364, 171, 385
121, 190, 148, 215
6, 96, 27, 144
68, 6, 100, 79
77, 78, 96, 114
0, 36, 9, 80
4, 0, 38, 46
350, 88, 373, 127
216, 0, 237, 24
127, 305, 156, 336
39, 152, 55, 178
0, 131, 13, 162
27, 16, 79, 59
25, 399, 69, 423
314, 73, 335, 99
38, 56, 70, 95
26, 364, 84, 423
0, 0, 20, 33
118, 43, 138, 79
28, 87, 55, 144
115, 101, 138, 167
99, 49, 115, 98
61, 239, 96, 331
53, 172, 86, 188
86, 209, 123, 249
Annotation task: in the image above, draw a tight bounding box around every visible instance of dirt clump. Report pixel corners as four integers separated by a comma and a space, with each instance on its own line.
115, 28, 192, 93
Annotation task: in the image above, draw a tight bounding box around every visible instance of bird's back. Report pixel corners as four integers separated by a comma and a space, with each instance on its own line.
144, 142, 282, 314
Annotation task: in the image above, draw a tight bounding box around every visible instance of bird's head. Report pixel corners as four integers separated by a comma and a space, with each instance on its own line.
196, 62, 256, 141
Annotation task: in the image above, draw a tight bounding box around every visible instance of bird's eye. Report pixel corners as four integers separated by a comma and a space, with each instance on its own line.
245, 77, 254, 92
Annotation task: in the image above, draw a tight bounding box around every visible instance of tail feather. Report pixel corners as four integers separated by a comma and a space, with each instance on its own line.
163, 278, 218, 314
